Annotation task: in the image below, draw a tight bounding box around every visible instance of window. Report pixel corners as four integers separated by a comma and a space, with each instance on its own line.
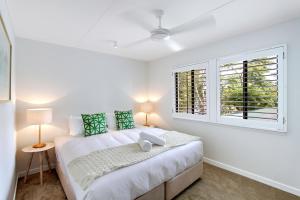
171, 45, 287, 132
173, 62, 209, 121
217, 47, 286, 131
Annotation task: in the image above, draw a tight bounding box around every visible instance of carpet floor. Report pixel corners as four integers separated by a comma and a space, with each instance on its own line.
16, 163, 300, 200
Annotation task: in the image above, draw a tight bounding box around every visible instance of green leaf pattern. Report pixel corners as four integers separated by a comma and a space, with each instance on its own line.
114, 110, 135, 130
81, 113, 107, 136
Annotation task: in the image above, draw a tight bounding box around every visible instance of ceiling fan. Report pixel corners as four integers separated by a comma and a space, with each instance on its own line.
150, 9, 171, 41
123, 0, 235, 51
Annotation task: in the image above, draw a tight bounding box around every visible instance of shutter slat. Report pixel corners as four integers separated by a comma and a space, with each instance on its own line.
222, 114, 278, 120
221, 79, 278, 84
221, 95, 278, 99
221, 105, 277, 109
220, 62, 277, 71
222, 100, 277, 103
221, 73, 278, 81
219, 85, 277, 89
220, 68, 278, 75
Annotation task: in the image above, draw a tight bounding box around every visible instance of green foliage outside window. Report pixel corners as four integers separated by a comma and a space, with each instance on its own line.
220, 56, 278, 120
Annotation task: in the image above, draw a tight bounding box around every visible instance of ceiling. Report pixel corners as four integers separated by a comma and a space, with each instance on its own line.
8, 0, 300, 61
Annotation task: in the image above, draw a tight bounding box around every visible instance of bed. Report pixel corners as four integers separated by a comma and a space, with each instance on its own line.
54, 116, 203, 200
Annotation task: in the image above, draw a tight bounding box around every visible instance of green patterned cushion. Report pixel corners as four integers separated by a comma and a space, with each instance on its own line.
114, 110, 135, 130
81, 113, 107, 136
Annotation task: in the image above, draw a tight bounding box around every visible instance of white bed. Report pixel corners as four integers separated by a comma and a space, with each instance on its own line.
55, 126, 203, 200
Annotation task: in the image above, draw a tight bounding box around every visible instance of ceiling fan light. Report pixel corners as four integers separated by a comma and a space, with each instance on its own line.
151, 28, 171, 41
167, 40, 183, 52
164, 35, 170, 40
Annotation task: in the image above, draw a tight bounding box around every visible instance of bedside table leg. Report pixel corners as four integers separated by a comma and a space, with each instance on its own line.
39, 152, 43, 185
24, 153, 33, 183
45, 151, 52, 173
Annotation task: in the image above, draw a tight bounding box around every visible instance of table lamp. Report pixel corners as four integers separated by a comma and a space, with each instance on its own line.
27, 108, 52, 148
140, 101, 153, 126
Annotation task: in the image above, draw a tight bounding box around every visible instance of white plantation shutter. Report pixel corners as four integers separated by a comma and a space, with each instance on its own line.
217, 47, 286, 131
171, 45, 286, 132
220, 56, 278, 120
173, 62, 209, 121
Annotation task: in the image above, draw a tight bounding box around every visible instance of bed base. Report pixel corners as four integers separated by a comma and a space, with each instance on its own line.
56, 160, 203, 200
56, 159, 77, 200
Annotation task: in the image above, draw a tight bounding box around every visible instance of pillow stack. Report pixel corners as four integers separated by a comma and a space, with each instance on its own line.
81, 110, 136, 137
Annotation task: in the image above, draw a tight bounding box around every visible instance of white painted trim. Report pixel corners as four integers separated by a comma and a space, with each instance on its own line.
208, 59, 217, 123
172, 113, 209, 122
17, 163, 56, 178
204, 157, 300, 197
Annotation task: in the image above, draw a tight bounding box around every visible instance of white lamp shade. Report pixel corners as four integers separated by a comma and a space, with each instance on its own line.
140, 102, 153, 113
27, 108, 52, 125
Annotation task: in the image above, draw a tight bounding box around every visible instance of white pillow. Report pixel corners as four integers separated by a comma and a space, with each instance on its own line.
69, 116, 84, 136
106, 113, 117, 130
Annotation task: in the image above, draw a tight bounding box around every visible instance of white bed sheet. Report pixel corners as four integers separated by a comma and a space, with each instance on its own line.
54, 127, 203, 200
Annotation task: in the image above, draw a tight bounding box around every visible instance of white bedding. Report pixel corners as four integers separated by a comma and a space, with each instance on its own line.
55, 127, 203, 200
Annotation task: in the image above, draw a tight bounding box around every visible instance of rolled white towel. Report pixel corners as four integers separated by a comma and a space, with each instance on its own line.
140, 131, 166, 146
138, 138, 152, 152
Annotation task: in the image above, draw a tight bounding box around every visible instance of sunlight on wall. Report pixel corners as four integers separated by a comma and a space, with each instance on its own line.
134, 93, 162, 103
134, 95, 148, 103
17, 94, 64, 105
132, 92, 164, 126
148, 94, 162, 102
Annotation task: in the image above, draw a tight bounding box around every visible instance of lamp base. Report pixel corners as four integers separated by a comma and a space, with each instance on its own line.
32, 143, 46, 148
143, 124, 150, 127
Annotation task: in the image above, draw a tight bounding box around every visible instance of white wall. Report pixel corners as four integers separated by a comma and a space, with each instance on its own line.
0, 0, 16, 199
148, 18, 300, 195
15, 38, 148, 174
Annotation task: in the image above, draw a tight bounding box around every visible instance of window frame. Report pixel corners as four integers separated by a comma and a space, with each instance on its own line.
216, 45, 287, 132
172, 61, 210, 122
171, 45, 287, 132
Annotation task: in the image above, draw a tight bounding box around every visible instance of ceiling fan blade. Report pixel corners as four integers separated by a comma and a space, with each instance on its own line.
123, 37, 151, 48
164, 39, 183, 52
170, 0, 235, 35
121, 11, 154, 32
170, 14, 216, 35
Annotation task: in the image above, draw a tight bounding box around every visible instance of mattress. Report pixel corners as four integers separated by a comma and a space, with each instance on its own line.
54, 127, 203, 200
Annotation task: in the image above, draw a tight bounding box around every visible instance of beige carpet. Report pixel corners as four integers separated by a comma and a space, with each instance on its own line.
16, 163, 300, 200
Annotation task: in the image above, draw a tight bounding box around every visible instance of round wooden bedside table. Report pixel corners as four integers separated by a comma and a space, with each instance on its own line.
22, 142, 54, 185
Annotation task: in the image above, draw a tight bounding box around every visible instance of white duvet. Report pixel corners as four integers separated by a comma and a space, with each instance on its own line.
55, 127, 203, 200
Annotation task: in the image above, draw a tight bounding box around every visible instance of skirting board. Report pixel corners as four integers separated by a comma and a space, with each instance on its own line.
204, 157, 300, 197
17, 163, 56, 178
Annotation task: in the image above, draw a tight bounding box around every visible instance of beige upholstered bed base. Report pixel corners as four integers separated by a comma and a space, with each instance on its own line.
56, 160, 203, 200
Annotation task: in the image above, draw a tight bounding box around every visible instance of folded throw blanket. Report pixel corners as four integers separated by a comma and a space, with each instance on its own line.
138, 138, 152, 152
68, 131, 200, 190
140, 131, 166, 146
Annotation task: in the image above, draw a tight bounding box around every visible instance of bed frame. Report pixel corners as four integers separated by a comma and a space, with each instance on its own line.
56, 159, 203, 200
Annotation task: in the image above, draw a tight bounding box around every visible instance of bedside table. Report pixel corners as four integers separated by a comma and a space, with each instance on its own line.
22, 142, 54, 185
